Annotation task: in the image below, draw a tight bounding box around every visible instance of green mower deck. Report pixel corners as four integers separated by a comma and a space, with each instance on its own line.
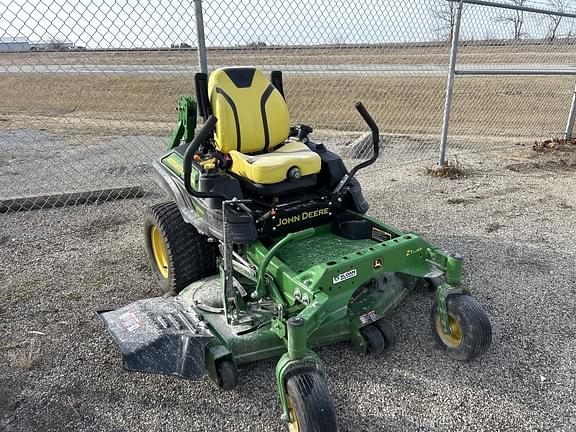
100, 213, 475, 424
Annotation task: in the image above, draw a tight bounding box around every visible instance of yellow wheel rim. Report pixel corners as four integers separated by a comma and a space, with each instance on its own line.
150, 225, 169, 279
436, 314, 462, 348
287, 398, 299, 432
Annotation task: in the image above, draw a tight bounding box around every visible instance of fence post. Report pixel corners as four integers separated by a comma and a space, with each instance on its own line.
564, 82, 576, 139
438, 0, 464, 166
194, 0, 208, 74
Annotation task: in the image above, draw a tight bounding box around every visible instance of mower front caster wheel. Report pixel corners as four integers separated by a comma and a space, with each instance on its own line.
361, 320, 396, 356
285, 367, 337, 432
215, 360, 239, 391
431, 294, 492, 362
374, 319, 397, 349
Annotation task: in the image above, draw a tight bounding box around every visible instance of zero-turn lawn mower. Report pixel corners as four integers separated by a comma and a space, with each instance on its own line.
99, 67, 492, 431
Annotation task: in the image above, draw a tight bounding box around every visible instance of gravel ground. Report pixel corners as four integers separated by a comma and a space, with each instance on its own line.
1, 138, 575, 431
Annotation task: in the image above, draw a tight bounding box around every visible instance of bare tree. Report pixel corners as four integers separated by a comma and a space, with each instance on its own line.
545, 0, 568, 43
566, 21, 575, 42
431, 0, 462, 43
47, 37, 67, 51
495, 0, 528, 40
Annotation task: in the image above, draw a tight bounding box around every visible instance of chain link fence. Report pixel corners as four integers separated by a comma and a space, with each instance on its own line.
440, 0, 576, 164
1, 0, 575, 233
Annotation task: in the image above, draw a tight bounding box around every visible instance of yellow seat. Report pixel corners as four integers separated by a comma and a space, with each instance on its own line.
208, 67, 321, 184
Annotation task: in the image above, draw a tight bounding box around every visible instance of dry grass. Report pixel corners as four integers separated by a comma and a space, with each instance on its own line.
0, 74, 195, 137
1, 45, 574, 141
6, 338, 42, 370
426, 157, 466, 179
1, 43, 575, 66
533, 137, 576, 153
0, 73, 573, 141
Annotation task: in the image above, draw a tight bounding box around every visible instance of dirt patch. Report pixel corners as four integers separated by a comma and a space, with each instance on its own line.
506, 159, 576, 173
81, 214, 130, 235
0, 385, 20, 415
485, 221, 503, 233
426, 158, 466, 179
446, 197, 476, 205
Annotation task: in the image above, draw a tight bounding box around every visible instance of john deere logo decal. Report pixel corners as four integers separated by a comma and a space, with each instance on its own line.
276, 207, 330, 227
332, 269, 357, 284
373, 258, 383, 269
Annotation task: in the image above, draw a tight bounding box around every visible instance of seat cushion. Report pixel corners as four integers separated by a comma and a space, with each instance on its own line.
208, 67, 290, 154
228, 142, 321, 184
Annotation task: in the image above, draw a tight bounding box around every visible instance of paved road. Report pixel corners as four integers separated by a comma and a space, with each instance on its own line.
2, 63, 576, 75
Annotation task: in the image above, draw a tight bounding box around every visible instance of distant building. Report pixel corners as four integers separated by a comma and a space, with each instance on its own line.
0, 37, 29, 53
0, 37, 75, 52
30, 40, 75, 51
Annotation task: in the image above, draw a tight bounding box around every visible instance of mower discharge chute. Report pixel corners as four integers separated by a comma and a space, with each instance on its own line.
99, 67, 492, 431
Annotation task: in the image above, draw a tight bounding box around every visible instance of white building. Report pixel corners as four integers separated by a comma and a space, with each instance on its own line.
0, 37, 30, 53
29, 40, 75, 51
0, 37, 75, 52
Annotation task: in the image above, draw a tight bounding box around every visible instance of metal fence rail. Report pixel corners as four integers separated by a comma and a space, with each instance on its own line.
0, 0, 575, 228
438, 0, 576, 164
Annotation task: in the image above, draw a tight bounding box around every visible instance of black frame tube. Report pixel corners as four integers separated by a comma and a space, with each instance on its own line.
182, 116, 229, 199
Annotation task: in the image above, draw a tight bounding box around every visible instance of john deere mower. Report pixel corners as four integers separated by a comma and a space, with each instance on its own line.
99, 67, 492, 431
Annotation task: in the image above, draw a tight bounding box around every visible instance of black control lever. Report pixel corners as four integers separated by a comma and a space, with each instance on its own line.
297, 124, 314, 142
333, 101, 380, 193
183, 115, 228, 199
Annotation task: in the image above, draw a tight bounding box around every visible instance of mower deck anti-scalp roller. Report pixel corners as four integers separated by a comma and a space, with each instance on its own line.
99, 66, 492, 431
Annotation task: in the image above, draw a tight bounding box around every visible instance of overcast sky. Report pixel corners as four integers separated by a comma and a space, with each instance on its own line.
1, 0, 576, 48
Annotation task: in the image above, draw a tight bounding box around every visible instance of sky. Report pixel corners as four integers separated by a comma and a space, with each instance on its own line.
1, 0, 576, 48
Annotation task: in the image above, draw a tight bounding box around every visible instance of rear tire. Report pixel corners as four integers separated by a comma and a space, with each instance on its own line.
285, 367, 337, 432
144, 202, 218, 294
430, 294, 492, 362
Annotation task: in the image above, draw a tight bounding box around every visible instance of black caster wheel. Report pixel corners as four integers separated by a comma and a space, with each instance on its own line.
360, 324, 386, 356
374, 319, 397, 350
215, 359, 239, 391
418, 277, 435, 292
285, 367, 337, 432
431, 294, 492, 362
